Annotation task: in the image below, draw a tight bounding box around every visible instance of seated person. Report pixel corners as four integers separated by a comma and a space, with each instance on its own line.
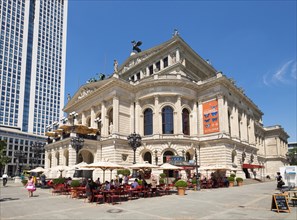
131, 179, 139, 189
104, 181, 110, 191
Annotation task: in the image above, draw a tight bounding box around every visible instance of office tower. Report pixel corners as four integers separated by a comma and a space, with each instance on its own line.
0, 0, 68, 176
0, 0, 68, 134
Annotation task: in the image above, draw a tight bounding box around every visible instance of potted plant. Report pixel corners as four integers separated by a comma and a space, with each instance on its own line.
191, 178, 198, 191
228, 176, 235, 187
174, 179, 188, 196
70, 180, 81, 198
236, 177, 243, 186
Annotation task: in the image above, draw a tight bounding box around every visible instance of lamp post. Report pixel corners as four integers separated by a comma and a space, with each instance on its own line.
94, 117, 101, 137
14, 150, 26, 176
71, 137, 84, 164
154, 150, 158, 165
71, 137, 84, 178
31, 142, 45, 168
127, 132, 142, 178
194, 146, 201, 191
69, 111, 78, 133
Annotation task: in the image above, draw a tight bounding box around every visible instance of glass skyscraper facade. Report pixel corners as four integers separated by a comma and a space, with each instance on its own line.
0, 0, 68, 176
0, 0, 67, 135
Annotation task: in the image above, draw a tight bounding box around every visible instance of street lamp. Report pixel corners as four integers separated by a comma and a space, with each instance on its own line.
71, 137, 84, 164
71, 137, 84, 178
154, 150, 158, 165
14, 150, 26, 176
94, 117, 101, 136
127, 132, 142, 178
194, 146, 201, 191
31, 142, 45, 168
69, 111, 78, 133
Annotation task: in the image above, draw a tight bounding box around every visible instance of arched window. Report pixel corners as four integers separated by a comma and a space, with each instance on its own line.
162, 106, 174, 134
163, 150, 174, 163
182, 108, 190, 135
143, 152, 152, 164
144, 108, 153, 135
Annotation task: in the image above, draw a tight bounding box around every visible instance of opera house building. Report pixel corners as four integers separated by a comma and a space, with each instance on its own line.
44, 35, 289, 180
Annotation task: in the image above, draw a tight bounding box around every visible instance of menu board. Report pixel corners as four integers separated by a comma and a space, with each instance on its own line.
271, 194, 290, 213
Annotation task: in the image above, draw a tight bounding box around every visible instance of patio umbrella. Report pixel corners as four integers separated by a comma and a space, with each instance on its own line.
82, 161, 124, 181
29, 167, 45, 173
51, 165, 69, 178
158, 163, 181, 184
45, 131, 58, 137
127, 162, 159, 170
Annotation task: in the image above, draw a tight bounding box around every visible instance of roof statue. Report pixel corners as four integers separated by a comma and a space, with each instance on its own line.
172, 28, 179, 37
131, 40, 142, 53
113, 59, 118, 73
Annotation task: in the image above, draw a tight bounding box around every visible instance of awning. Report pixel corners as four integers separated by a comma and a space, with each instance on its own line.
242, 164, 265, 169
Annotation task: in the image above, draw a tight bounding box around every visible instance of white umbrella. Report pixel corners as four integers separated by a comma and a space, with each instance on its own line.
158, 163, 181, 170
82, 161, 124, 181
127, 162, 159, 169
158, 163, 181, 184
51, 165, 69, 178
29, 167, 45, 173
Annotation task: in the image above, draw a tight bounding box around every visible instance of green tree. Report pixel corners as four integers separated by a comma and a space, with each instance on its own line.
0, 140, 10, 171
287, 147, 297, 165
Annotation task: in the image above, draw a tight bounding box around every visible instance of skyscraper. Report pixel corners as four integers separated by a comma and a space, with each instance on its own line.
0, 0, 68, 176
0, 0, 68, 134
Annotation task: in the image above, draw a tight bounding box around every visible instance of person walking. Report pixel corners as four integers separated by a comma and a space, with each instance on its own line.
25, 176, 36, 197
2, 173, 8, 186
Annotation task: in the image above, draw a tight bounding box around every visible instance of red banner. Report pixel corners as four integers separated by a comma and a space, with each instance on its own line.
203, 100, 220, 134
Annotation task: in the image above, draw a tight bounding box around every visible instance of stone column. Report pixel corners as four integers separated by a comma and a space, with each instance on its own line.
192, 100, 198, 136
135, 100, 140, 133
217, 94, 228, 134
176, 48, 180, 62
241, 112, 248, 142
101, 101, 107, 136
198, 100, 203, 135
91, 107, 96, 128
231, 105, 239, 139
175, 95, 182, 135
160, 59, 164, 70
81, 111, 86, 125
44, 150, 49, 169
130, 101, 135, 133
113, 96, 119, 134
248, 118, 256, 145
153, 96, 160, 135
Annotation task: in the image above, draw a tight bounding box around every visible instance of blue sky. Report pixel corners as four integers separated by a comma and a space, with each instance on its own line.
65, 0, 296, 142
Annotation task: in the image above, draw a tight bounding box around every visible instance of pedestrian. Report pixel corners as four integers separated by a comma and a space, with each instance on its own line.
25, 176, 36, 197
276, 172, 284, 189
2, 173, 8, 186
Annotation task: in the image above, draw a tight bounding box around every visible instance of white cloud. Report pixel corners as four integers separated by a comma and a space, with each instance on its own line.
263, 60, 297, 86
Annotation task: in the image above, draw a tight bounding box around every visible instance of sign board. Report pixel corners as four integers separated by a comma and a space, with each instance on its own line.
271, 194, 290, 213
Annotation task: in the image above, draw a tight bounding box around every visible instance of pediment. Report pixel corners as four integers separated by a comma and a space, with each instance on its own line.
65, 78, 113, 108
118, 36, 217, 82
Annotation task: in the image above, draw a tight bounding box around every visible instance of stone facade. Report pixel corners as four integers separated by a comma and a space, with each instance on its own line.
44, 36, 289, 180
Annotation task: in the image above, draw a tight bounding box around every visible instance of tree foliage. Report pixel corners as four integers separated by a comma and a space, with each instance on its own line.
287, 147, 297, 165
0, 140, 10, 167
